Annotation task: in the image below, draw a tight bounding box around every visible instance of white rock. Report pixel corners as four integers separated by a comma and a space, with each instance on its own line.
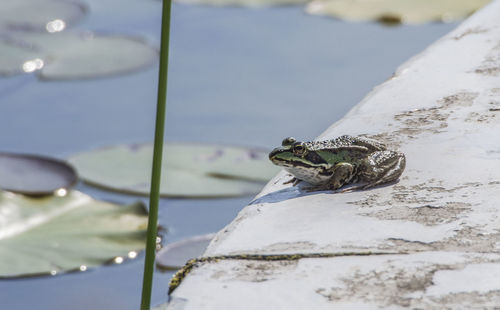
426, 263, 500, 296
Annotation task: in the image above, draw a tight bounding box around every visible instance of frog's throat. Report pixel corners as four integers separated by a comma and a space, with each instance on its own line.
284, 165, 333, 185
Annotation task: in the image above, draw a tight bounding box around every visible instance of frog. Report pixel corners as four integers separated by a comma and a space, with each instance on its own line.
268, 135, 406, 192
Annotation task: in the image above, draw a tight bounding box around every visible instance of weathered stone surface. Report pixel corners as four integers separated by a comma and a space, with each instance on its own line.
171, 252, 500, 309
168, 0, 500, 308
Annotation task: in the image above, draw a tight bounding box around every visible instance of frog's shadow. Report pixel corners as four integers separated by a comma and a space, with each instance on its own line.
248, 186, 310, 206
248, 181, 397, 206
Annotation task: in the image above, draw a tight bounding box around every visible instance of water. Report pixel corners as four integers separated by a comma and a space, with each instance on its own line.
0, 0, 456, 308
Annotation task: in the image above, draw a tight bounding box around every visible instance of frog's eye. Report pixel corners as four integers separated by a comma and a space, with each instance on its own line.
292, 143, 307, 155
282, 137, 296, 146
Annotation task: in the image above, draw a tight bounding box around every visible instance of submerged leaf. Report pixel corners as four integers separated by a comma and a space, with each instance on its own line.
0, 0, 86, 32
68, 143, 279, 198
156, 234, 215, 270
0, 31, 157, 79
305, 0, 491, 24
0, 152, 77, 196
175, 0, 308, 8
0, 190, 147, 278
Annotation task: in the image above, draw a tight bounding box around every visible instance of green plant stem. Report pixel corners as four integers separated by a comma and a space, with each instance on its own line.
140, 0, 172, 309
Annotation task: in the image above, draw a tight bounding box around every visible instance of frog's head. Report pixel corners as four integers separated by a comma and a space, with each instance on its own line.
269, 137, 330, 185
269, 137, 309, 167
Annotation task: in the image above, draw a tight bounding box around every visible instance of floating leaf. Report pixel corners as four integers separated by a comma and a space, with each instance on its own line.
0, 152, 77, 196
306, 0, 491, 25
156, 234, 214, 270
32, 33, 158, 80
0, 0, 86, 32
174, 0, 308, 8
0, 190, 147, 278
68, 143, 279, 198
0, 31, 158, 79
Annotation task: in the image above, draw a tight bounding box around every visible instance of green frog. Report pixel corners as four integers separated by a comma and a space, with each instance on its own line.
269, 135, 405, 192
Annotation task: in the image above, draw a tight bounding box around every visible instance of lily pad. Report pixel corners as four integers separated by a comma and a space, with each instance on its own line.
0, 152, 77, 196
174, 0, 308, 8
31, 32, 158, 80
156, 234, 214, 270
0, 0, 87, 32
68, 143, 279, 198
0, 31, 158, 79
305, 0, 491, 24
0, 190, 148, 278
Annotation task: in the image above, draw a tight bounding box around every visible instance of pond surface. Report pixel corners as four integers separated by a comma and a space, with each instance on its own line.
0, 0, 456, 308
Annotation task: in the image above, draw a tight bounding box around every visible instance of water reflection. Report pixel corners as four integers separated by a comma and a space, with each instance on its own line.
22, 58, 44, 73
55, 188, 67, 197
128, 251, 138, 259
156, 236, 162, 250
46, 19, 66, 33
114, 257, 124, 264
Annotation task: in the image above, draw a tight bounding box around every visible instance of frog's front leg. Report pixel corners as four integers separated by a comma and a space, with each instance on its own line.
303, 162, 354, 192
360, 150, 406, 189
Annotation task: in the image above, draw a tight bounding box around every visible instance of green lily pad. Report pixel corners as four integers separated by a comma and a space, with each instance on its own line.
0, 190, 147, 278
0, 152, 77, 196
68, 143, 279, 198
156, 233, 214, 270
0, 31, 158, 79
305, 0, 491, 24
0, 0, 86, 32
174, 0, 308, 8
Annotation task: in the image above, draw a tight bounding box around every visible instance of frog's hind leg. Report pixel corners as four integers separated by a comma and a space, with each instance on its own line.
360, 150, 406, 189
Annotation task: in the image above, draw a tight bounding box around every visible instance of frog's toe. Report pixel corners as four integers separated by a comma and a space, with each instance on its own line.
338, 183, 366, 192
283, 177, 297, 185
362, 179, 396, 190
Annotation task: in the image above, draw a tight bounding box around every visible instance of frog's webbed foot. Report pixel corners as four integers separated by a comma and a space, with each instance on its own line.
360, 150, 406, 189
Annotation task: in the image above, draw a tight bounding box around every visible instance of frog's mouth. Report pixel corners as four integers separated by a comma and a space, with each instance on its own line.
269, 148, 328, 170
270, 157, 308, 168
269, 155, 291, 167
270, 156, 330, 175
